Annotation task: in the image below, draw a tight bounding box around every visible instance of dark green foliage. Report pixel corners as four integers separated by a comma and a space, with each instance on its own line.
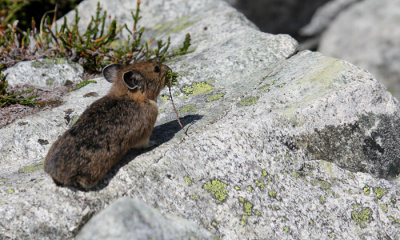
0, 0, 82, 30
0, 1, 192, 73
0, 72, 39, 107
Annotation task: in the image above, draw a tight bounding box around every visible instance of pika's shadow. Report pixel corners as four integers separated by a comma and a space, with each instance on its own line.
66, 114, 202, 192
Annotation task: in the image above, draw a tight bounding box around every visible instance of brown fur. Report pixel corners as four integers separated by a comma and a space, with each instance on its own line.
44, 62, 171, 189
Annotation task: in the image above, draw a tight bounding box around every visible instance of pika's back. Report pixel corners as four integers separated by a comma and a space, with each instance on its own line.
44, 61, 171, 189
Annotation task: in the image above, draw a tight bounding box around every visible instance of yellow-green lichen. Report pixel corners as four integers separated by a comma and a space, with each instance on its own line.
234, 186, 240, 191
319, 181, 331, 190
160, 95, 169, 102
240, 215, 247, 226
292, 172, 300, 178
211, 221, 217, 227
269, 190, 277, 198
178, 104, 196, 114
262, 169, 268, 177
363, 185, 371, 195
255, 180, 264, 190
18, 162, 44, 173
46, 78, 55, 86
243, 201, 253, 216
275, 206, 280, 210
237, 96, 259, 107
329, 232, 335, 238
8, 189, 14, 194
31, 60, 45, 68
203, 179, 228, 204
182, 82, 214, 97
320, 195, 326, 204
309, 220, 315, 225
190, 195, 199, 200
247, 186, 253, 192
283, 226, 290, 234
255, 211, 261, 216
261, 78, 280, 92
0, 179, 7, 182
238, 197, 244, 203
283, 57, 349, 117
206, 93, 224, 102
281, 216, 287, 222
388, 216, 400, 224
380, 204, 388, 213
184, 176, 194, 186
351, 207, 372, 228
373, 187, 387, 199
0, 201, 5, 205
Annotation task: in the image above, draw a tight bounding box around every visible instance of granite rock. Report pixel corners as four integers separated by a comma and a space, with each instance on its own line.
0, 0, 399, 239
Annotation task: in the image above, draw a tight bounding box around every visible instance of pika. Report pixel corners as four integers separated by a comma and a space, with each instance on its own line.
44, 62, 171, 189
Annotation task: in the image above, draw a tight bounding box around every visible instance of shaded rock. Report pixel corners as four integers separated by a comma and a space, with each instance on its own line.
224, 0, 331, 39
77, 198, 213, 240
0, 0, 399, 240
300, 0, 361, 37
3, 58, 83, 88
319, 0, 400, 99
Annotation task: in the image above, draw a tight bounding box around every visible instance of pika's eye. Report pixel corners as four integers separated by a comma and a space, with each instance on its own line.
154, 65, 161, 73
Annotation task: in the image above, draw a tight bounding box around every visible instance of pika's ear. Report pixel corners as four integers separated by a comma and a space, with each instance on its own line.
123, 70, 144, 90
102, 64, 122, 82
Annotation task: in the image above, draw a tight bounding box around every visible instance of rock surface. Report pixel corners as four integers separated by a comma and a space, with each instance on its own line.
319, 0, 400, 99
3, 58, 83, 88
77, 197, 213, 240
1, 0, 400, 240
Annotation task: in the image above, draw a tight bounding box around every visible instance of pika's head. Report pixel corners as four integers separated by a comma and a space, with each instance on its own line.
103, 62, 171, 100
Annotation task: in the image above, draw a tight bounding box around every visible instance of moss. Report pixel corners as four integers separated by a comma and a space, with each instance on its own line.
373, 187, 387, 199
18, 162, 44, 173
178, 104, 196, 114
237, 96, 259, 107
351, 207, 372, 228
269, 190, 277, 198
363, 185, 371, 195
70, 80, 97, 91
255, 180, 264, 190
203, 179, 228, 204
184, 176, 194, 186
206, 93, 224, 102
243, 201, 253, 216
182, 82, 214, 97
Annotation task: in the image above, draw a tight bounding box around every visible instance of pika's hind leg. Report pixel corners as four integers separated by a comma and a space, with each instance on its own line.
132, 135, 152, 149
